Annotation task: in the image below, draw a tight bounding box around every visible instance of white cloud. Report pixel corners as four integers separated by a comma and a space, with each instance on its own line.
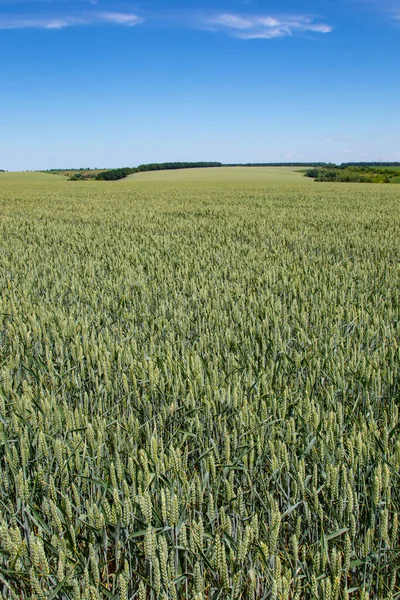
0, 11, 143, 29
99, 12, 143, 27
204, 13, 333, 39
0, 8, 330, 36
0, 16, 87, 29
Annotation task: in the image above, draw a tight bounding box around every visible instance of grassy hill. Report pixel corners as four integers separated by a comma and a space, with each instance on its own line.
43, 169, 110, 180
0, 171, 68, 183
123, 166, 311, 184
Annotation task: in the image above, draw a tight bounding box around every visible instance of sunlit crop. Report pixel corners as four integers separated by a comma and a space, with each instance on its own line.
0, 172, 399, 599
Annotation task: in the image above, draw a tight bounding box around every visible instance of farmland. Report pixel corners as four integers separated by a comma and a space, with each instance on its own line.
123, 166, 311, 184
44, 170, 110, 181
0, 170, 399, 599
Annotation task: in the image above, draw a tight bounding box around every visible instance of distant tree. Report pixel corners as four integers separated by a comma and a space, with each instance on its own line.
96, 163, 223, 181
136, 162, 222, 173
304, 165, 399, 183
96, 168, 138, 181
222, 162, 331, 168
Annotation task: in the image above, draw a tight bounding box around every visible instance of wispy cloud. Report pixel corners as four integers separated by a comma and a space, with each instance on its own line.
325, 136, 353, 143
202, 13, 333, 39
352, 0, 400, 22
0, 11, 143, 29
0, 6, 331, 36
99, 12, 143, 27
0, 16, 82, 29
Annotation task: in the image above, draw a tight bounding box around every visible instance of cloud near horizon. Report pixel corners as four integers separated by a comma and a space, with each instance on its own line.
203, 13, 333, 39
0, 11, 143, 29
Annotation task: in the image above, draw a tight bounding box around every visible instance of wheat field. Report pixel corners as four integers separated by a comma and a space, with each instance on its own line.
0, 171, 399, 599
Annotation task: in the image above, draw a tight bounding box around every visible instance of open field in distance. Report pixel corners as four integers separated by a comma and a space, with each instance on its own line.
0, 171, 399, 599
124, 166, 311, 184
0, 171, 68, 183
44, 170, 110, 179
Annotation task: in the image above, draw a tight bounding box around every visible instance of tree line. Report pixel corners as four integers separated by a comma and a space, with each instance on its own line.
94, 162, 338, 181
95, 162, 222, 181
224, 162, 330, 167
40, 162, 400, 182
340, 162, 400, 168
305, 165, 400, 183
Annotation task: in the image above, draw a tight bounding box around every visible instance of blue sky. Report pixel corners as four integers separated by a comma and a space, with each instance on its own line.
1, 0, 399, 169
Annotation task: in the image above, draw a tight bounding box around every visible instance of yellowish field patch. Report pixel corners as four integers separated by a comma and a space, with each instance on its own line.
0, 171, 67, 183
123, 165, 311, 184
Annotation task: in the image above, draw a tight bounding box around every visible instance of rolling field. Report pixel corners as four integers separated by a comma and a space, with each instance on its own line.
0, 171, 68, 183
44, 170, 110, 179
0, 172, 399, 599
124, 166, 311, 184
